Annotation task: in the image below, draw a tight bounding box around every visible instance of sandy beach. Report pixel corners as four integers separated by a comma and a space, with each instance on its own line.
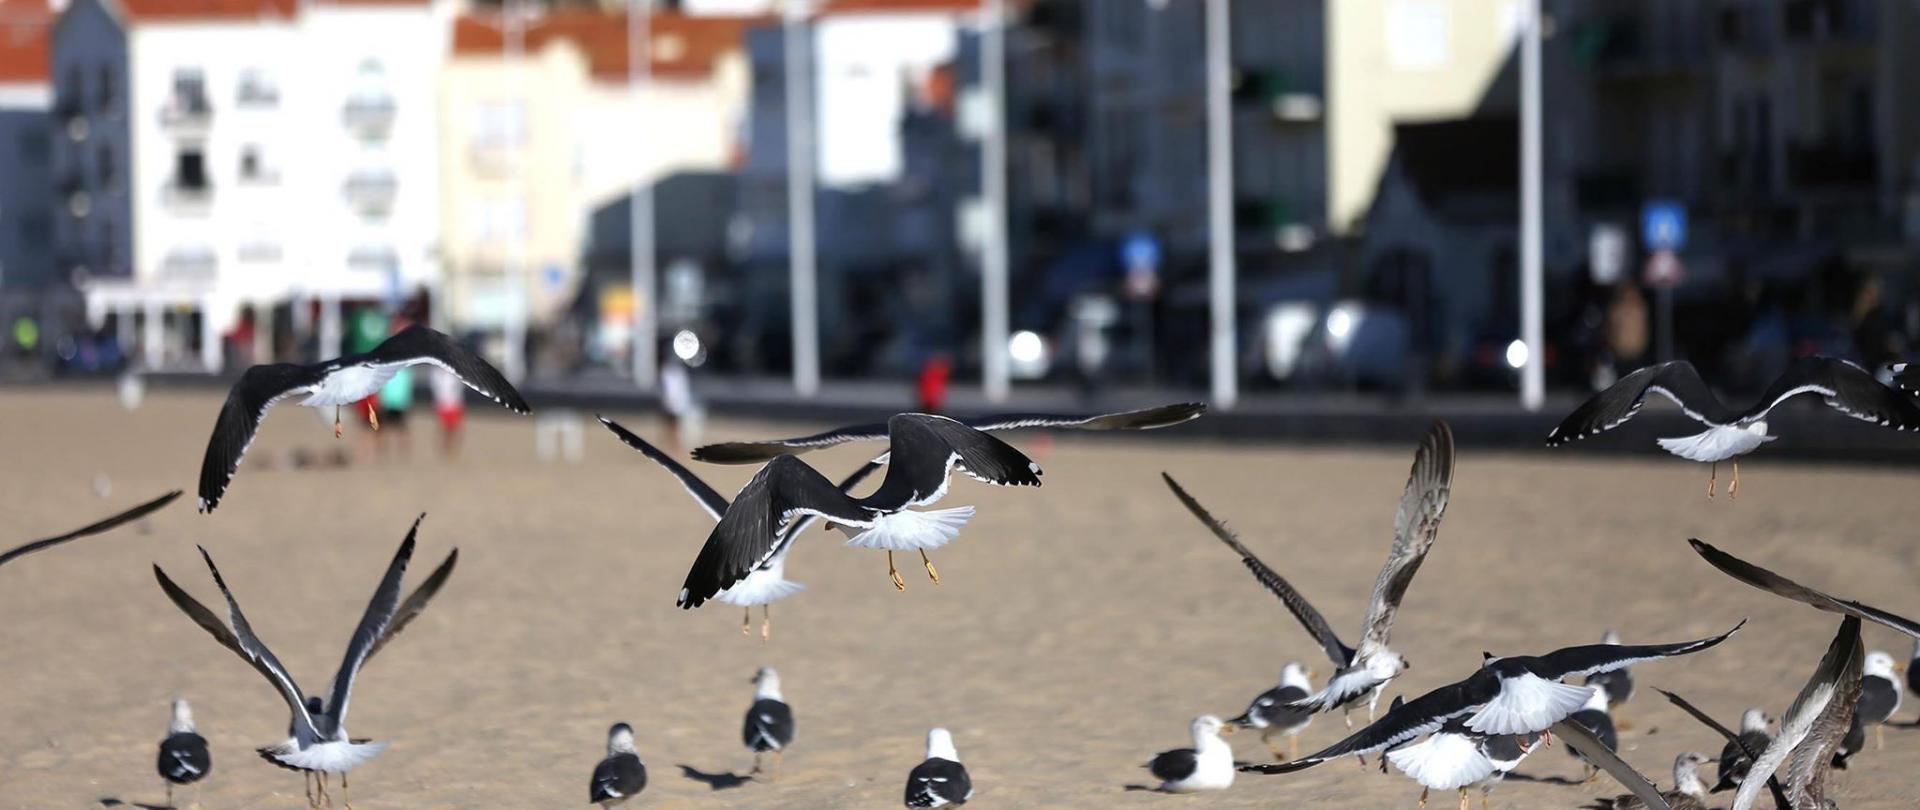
2, 386, 1918, 809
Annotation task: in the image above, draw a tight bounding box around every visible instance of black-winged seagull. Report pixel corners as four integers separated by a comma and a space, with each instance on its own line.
1653, 688, 1789, 806
153, 514, 458, 808
0, 490, 181, 570
157, 697, 211, 808
903, 727, 972, 808
1241, 622, 1744, 776
677, 415, 1040, 608
1908, 636, 1920, 711
1563, 685, 1618, 783
743, 666, 795, 779
1857, 649, 1903, 750
1381, 714, 1540, 810
196, 325, 530, 512
1726, 615, 1863, 810
1710, 708, 1774, 793
599, 416, 879, 637
1162, 420, 1454, 728
1226, 661, 1315, 761
1145, 715, 1237, 793
689, 402, 1205, 464
1546, 358, 1920, 498
589, 723, 648, 807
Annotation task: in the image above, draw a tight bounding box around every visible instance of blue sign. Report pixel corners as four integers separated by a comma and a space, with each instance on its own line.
1121, 231, 1161, 272
1641, 200, 1687, 252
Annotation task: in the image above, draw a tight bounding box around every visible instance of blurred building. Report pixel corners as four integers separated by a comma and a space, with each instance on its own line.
0, 0, 55, 292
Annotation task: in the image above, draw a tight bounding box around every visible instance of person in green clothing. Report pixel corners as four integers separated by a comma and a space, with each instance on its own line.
373, 317, 416, 458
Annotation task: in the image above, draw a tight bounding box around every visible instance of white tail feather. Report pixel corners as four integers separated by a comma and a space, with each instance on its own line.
1466, 678, 1594, 736
1656, 426, 1773, 462
713, 571, 806, 606
843, 506, 975, 551
1388, 733, 1496, 791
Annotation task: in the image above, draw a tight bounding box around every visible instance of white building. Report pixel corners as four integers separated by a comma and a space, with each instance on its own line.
52, 0, 453, 372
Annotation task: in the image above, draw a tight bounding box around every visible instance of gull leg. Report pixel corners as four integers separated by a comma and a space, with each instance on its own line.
1480, 787, 1490, 810
342, 771, 353, 810
1419, 787, 1429, 809
771, 750, 783, 782
304, 772, 313, 808
1708, 461, 1716, 498
368, 401, 380, 432
1730, 457, 1740, 499
1583, 764, 1598, 783
761, 604, 772, 642
1262, 730, 1284, 762
1458, 788, 1469, 810
334, 407, 343, 439
751, 752, 763, 775
166, 783, 174, 809
888, 551, 907, 591
741, 607, 751, 635
919, 549, 941, 584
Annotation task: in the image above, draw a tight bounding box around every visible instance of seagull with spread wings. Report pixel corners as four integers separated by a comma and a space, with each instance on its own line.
0, 490, 180, 571
196, 324, 530, 513
689, 403, 1204, 464
153, 514, 457, 808
1727, 616, 1864, 810
599, 416, 879, 638
1547, 358, 1920, 498
676, 414, 1041, 608
1163, 420, 1454, 727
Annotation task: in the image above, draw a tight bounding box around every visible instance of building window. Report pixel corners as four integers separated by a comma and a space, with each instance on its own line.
17, 129, 50, 163
473, 197, 525, 243
238, 145, 277, 183
343, 169, 398, 218
60, 65, 84, 118
177, 149, 207, 189
165, 68, 211, 127
471, 101, 526, 151
96, 65, 114, 112
237, 69, 278, 107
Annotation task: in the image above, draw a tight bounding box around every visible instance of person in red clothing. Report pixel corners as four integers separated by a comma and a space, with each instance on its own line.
916, 353, 952, 414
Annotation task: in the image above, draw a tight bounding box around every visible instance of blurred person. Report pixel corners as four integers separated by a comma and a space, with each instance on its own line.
1605, 282, 1649, 377
1851, 277, 1904, 370
916, 353, 952, 413
659, 356, 697, 454
372, 316, 418, 459
432, 368, 467, 460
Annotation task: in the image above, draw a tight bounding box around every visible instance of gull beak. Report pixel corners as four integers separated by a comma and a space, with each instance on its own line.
1306, 669, 1319, 681
1218, 723, 1239, 734
1897, 662, 1909, 674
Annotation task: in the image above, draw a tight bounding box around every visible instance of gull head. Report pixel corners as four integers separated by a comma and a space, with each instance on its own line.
607, 723, 638, 756
1739, 707, 1772, 733
1865, 650, 1900, 679
169, 698, 195, 735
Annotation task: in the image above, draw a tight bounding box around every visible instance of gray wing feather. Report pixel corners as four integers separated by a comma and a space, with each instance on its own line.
1731, 616, 1862, 810
1784, 624, 1864, 809
1359, 421, 1454, 653
1553, 718, 1670, 810
322, 515, 422, 726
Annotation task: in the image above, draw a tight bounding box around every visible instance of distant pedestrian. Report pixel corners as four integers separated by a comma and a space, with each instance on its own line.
661, 359, 695, 453
917, 354, 952, 414
432, 367, 467, 459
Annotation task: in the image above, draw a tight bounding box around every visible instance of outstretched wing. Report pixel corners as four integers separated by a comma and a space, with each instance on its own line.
362, 548, 457, 665
1547, 361, 1733, 446
859, 414, 1041, 511
1161, 473, 1354, 667
160, 548, 320, 741
1746, 356, 1920, 430
1359, 421, 1454, 653
691, 403, 1204, 464
1531, 621, 1746, 681
323, 515, 422, 726
678, 456, 871, 608
1242, 677, 1494, 772
198, 364, 325, 512
1688, 538, 1920, 639
600, 416, 730, 520
362, 324, 531, 415
783, 460, 884, 541
1732, 616, 1862, 810
1653, 688, 1790, 808
0, 490, 181, 569
1552, 718, 1669, 810
1785, 641, 1863, 810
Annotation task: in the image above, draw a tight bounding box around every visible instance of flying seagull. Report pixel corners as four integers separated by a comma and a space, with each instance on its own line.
196, 324, 530, 512
153, 514, 457, 808
1163, 420, 1454, 726
677, 415, 1041, 608
157, 697, 211, 809
1226, 661, 1315, 761
1652, 688, 1789, 807
599, 416, 879, 638
589, 723, 648, 807
1687, 538, 1920, 639
903, 727, 972, 808
1381, 714, 1540, 810
1546, 358, 1920, 497
1857, 650, 1903, 750
1146, 715, 1237, 793
1241, 622, 1744, 775
0, 490, 180, 570
689, 402, 1205, 464
1728, 615, 1863, 810
743, 666, 795, 780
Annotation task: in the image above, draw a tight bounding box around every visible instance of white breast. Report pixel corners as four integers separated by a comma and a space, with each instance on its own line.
1656, 424, 1774, 462
302, 365, 401, 407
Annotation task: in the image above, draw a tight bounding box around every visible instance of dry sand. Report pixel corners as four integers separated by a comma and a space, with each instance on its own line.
2, 387, 1919, 809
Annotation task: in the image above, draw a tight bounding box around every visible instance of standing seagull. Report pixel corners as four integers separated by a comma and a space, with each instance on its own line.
1710, 708, 1773, 793
196, 324, 530, 512
1858, 650, 1904, 750
903, 727, 972, 808
1226, 661, 1315, 761
599, 416, 879, 638
1564, 686, 1618, 783
1242, 622, 1744, 775
0, 490, 180, 571
157, 698, 210, 809
1584, 751, 1714, 810
1908, 636, 1920, 713
1546, 358, 1920, 497
743, 666, 795, 779
689, 403, 1206, 464
153, 515, 458, 808
1145, 715, 1237, 793
677, 415, 1041, 608
589, 723, 648, 807
1162, 420, 1454, 726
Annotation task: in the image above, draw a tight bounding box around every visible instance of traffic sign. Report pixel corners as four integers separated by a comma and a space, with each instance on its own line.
1642, 200, 1687, 252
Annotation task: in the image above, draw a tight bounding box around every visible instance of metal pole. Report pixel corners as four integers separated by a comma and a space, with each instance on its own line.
1519, 0, 1545, 410
1205, 0, 1237, 409
629, 0, 657, 390
981, 0, 1010, 402
503, 0, 528, 383
784, 0, 819, 396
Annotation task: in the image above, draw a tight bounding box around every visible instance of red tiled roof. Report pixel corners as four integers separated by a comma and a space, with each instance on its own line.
817, 0, 981, 13
453, 10, 759, 81
0, 0, 53, 83
118, 0, 297, 21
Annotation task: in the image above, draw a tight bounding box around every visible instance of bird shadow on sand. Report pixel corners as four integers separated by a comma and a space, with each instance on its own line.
1500, 772, 1589, 787
678, 764, 753, 791
97, 799, 171, 810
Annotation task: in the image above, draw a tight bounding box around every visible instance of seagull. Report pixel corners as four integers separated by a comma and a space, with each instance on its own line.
589, 723, 648, 807
1384, 717, 1541, 810
1546, 358, 1920, 498
1654, 689, 1789, 806
1908, 636, 1920, 710
157, 697, 211, 809
1163, 420, 1454, 727
1146, 715, 1237, 793
1564, 685, 1618, 783
196, 324, 530, 513
1582, 751, 1713, 810
153, 514, 458, 809
1241, 622, 1744, 775
1473, 731, 1541, 810
1727, 615, 1864, 810
1226, 661, 1315, 761
903, 727, 972, 808
743, 666, 795, 779
1687, 537, 1920, 639
599, 416, 880, 638
1830, 713, 1864, 770
0, 490, 180, 570
1585, 630, 1635, 721
1858, 649, 1904, 750
677, 415, 1041, 608
688, 402, 1206, 464
1710, 708, 1774, 793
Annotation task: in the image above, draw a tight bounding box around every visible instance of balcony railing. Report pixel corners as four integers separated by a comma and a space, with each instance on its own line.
160, 94, 212, 130
162, 179, 213, 211
343, 93, 397, 141
343, 171, 397, 217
